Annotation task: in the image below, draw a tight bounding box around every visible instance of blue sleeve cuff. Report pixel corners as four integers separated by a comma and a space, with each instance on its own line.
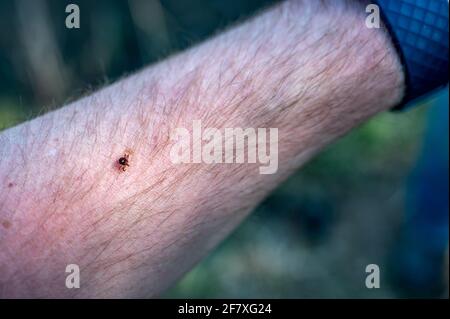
375, 0, 449, 110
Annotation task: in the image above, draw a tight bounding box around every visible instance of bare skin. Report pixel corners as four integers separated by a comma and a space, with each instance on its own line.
0, 0, 404, 298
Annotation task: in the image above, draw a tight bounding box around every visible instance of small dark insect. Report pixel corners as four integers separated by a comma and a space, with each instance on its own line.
117, 153, 130, 171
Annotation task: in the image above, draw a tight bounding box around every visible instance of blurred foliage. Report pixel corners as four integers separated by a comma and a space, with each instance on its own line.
0, 0, 278, 118
0, 0, 445, 298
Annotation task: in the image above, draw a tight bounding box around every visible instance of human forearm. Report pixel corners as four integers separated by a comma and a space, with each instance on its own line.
0, 0, 404, 298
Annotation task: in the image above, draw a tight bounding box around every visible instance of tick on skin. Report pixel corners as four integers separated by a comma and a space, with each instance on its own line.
117, 153, 130, 171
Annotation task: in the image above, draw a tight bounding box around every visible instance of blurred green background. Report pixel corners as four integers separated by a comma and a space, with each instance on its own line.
0, 0, 446, 298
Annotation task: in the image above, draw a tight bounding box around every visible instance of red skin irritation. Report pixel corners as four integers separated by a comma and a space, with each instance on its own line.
2, 220, 11, 229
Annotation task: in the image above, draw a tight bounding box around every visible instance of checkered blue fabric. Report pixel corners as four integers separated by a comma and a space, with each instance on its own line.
376, 0, 449, 109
